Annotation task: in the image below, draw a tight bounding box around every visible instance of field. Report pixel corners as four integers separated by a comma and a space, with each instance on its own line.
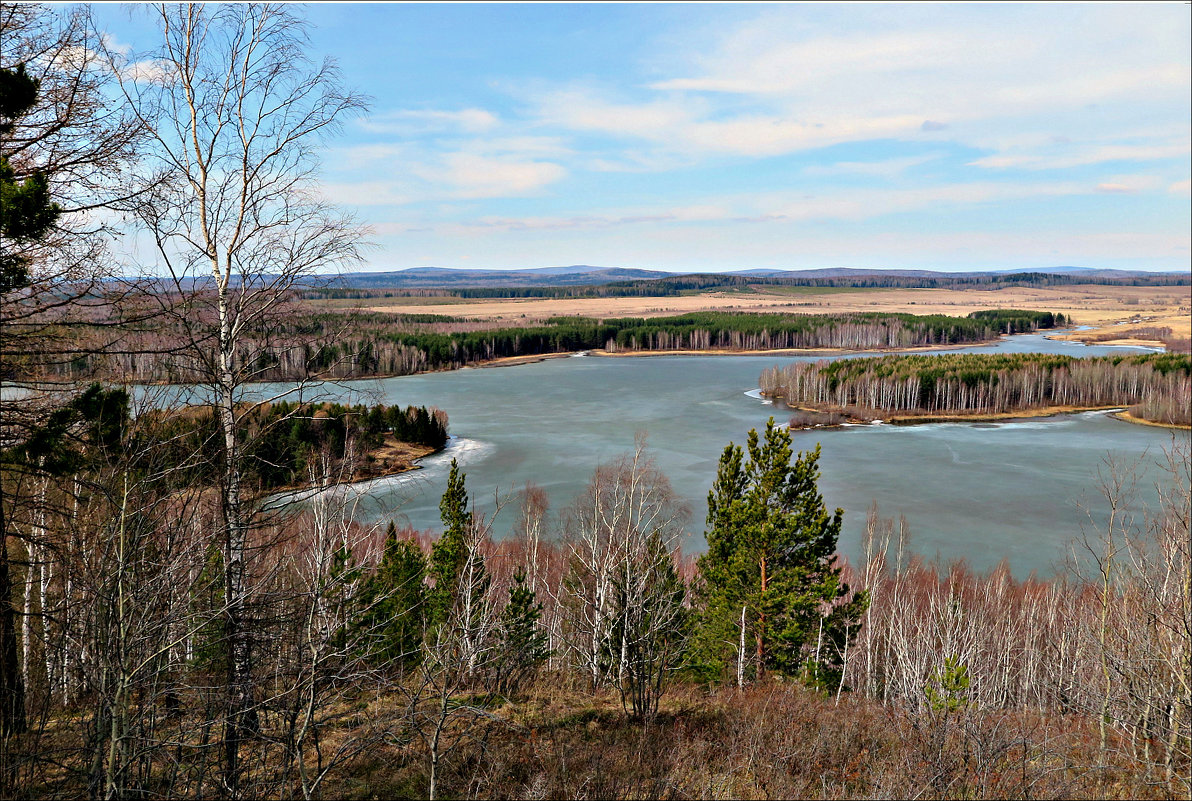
352, 284, 1192, 348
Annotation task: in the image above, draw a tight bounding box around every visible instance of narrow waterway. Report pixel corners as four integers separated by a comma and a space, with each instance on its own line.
263, 333, 1184, 577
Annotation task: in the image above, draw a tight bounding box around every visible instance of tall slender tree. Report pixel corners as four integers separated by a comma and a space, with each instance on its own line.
428, 459, 472, 628
102, 4, 367, 792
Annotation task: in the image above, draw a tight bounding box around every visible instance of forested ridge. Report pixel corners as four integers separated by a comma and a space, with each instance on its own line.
761, 352, 1192, 426
45, 308, 1065, 383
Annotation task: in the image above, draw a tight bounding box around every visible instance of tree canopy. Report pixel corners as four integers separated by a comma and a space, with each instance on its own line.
692, 420, 866, 685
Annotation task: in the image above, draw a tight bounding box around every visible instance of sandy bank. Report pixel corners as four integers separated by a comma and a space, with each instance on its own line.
586, 340, 986, 359
1109, 411, 1192, 431
476, 352, 577, 368
268, 438, 438, 494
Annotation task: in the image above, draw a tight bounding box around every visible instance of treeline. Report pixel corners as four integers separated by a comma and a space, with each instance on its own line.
147, 400, 449, 491
51, 308, 1066, 383
596, 270, 1189, 295
761, 352, 1192, 425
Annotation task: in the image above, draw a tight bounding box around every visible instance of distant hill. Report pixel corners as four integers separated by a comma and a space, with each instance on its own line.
329, 264, 1186, 291
336, 266, 669, 289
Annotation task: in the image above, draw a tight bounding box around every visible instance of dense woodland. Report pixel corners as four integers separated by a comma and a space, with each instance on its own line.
2, 5, 1189, 800
760, 352, 1192, 426
143, 400, 449, 492
46, 308, 1065, 383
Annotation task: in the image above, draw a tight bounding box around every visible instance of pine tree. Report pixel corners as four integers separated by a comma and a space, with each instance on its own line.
427, 459, 472, 628
190, 543, 229, 676
495, 569, 549, 694
0, 61, 62, 736
0, 62, 60, 292
356, 522, 426, 668
691, 418, 867, 685
326, 542, 362, 653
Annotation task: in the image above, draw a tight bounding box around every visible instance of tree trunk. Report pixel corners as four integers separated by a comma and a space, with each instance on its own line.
0, 528, 25, 737
737, 605, 746, 689
756, 556, 767, 679
218, 299, 254, 796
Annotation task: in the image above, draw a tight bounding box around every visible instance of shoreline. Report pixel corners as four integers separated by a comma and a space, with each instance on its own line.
1109, 411, 1191, 431
458, 338, 1007, 370
766, 400, 1189, 430
264, 439, 439, 495
11, 329, 1168, 388
588, 339, 991, 360
1045, 334, 1168, 349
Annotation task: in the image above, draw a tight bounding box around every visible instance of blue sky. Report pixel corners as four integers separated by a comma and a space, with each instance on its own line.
95, 3, 1191, 273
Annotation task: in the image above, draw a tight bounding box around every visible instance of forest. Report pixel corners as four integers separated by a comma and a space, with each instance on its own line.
41, 308, 1066, 383
761, 352, 1192, 426
140, 400, 449, 492
1, 5, 1188, 800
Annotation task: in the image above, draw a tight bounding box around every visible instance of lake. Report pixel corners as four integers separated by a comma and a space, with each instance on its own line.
266, 333, 1187, 578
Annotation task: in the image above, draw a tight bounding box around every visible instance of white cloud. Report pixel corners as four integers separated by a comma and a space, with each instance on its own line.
538, 89, 699, 141
1168, 179, 1191, 195
765, 181, 1086, 222
970, 141, 1190, 170
120, 58, 177, 85
360, 107, 499, 134
427, 179, 1097, 234
526, 5, 1189, 167
319, 181, 414, 207
1092, 175, 1164, 194
427, 153, 566, 199
804, 154, 944, 178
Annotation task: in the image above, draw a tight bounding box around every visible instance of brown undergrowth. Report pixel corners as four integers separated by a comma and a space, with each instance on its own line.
21, 679, 1178, 800
326, 681, 1178, 800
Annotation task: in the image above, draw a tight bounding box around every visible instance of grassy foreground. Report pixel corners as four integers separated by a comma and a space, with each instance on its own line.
26, 679, 1174, 800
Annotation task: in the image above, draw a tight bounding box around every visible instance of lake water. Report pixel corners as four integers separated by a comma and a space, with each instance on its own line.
267, 333, 1187, 578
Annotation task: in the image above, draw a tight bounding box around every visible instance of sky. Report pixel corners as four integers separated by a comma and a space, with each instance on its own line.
92, 3, 1191, 273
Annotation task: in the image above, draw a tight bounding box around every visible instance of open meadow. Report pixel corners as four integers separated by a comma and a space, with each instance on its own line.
351, 283, 1192, 349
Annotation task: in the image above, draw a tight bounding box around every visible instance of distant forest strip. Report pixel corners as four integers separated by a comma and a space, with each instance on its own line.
145, 400, 448, 492
302, 269, 1190, 299
53, 309, 1065, 383
760, 352, 1192, 426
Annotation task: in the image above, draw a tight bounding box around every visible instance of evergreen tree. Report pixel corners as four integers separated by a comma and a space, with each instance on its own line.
690, 418, 867, 685
356, 522, 426, 668
190, 543, 229, 676
428, 459, 472, 627
0, 62, 60, 292
495, 569, 549, 694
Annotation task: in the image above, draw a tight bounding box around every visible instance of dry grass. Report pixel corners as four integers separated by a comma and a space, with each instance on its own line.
321, 680, 1178, 800
355, 284, 1192, 346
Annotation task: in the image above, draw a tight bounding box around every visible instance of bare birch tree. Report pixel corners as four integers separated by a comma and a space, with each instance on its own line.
559, 438, 690, 701
101, 5, 367, 792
